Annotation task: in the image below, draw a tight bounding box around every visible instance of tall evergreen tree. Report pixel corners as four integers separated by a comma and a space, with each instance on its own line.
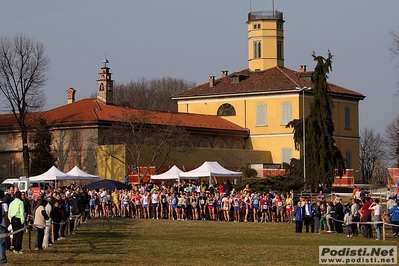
287, 51, 346, 191
30, 119, 56, 176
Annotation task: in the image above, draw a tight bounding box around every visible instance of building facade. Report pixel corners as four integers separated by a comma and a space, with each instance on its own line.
172, 11, 365, 180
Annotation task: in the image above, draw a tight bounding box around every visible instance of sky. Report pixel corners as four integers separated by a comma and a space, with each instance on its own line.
1, 0, 399, 136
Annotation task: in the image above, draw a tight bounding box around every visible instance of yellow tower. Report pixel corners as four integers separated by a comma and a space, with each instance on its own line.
247, 11, 284, 71
96, 57, 114, 105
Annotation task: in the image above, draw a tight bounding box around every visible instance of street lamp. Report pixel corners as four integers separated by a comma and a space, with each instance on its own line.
296, 87, 310, 190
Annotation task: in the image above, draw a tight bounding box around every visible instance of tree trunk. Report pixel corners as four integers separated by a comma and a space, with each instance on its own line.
22, 130, 30, 177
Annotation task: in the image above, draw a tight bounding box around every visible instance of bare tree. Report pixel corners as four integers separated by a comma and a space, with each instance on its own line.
100, 110, 193, 184
390, 30, 399, 94
0, 33, 49, 176
113, 77, 196, 112
359, 128, 386, 183
385, 114, 399, 167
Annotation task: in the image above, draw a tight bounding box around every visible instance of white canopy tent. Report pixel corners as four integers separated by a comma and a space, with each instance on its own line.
179, 161, 242, 182
29, 166, 74, 181
66, 166, 100, 180
150, 165, 183, 181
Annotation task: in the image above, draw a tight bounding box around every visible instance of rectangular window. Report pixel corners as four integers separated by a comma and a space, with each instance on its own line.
344, 107, 350, 129
281, 102, 292, 125
282, 148, 293, 164
345, 151, 351, 169
254, 41, 261, 59
256, 104, 267, 126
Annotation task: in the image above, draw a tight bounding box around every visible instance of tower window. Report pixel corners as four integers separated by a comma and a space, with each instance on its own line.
99, 83, 104, 91
253, 24, 261, 29
254, 41, 261, 59
277, 41, 283, 60
217, 103, 236, 116
107, 83, 111, 91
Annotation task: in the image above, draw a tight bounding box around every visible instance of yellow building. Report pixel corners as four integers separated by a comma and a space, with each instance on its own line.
172, 11, 365, 180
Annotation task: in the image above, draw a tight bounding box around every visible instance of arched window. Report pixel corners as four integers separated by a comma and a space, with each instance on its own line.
215, 139, 227, 149
232, 140, 244, 149
198, 138, 211, 148
99, 83, 104, 91
217, 103, 236, 116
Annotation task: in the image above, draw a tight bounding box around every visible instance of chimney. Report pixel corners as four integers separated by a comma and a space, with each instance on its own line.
66, 88, 76, 104
300, 65, 307, 72
209, 76, 215, 88
221, 70, 228, 78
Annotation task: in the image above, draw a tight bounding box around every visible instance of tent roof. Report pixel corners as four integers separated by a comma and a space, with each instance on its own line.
150, 165, 183, 180
66, 166, 100, 180
179, 161, 242, 179
29, 166, 72, 181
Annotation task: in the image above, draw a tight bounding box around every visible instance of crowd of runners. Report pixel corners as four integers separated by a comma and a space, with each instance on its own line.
87, 181, 399, 241
88, 181, 298, 223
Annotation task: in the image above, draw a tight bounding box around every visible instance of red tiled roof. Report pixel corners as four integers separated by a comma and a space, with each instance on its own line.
0, 98, 248, 134
172, 66, 365, 99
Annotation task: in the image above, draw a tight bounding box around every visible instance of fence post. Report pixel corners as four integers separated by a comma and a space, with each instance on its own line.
51, 223, 54, 244
383, 222, 385, 241
28, 225, 31, 251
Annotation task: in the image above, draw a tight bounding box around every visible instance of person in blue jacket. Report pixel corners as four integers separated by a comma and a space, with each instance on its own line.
387, 201, 399, 237
294, 201, 303, 233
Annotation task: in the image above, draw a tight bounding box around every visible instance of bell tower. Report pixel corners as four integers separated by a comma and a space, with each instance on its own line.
247, 11, 285, 71
96, 57, 114, 105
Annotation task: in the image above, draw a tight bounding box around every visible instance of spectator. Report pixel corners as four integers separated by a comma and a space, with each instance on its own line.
294, 201, 303, 233
34, 199, 49, 251
0, 190, 10, 264
387, 201, 399, 237
350, 198, 360, 237
8, 191, 25, 254
360, 198, 372, 238
369, 198, 382, 240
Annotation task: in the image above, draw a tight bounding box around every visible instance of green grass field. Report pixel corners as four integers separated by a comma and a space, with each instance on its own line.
8, 218, 399, 266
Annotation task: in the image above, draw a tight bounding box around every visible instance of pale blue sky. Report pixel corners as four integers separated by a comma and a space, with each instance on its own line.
1, 0, 399, 135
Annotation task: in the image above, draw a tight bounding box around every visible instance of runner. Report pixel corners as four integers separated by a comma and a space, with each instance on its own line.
134, 191, 142, 219
260, 194, 269, 222
222, 193, 230, 222
252, 192, 260, 222
190, 192, 199, 220
199, 192, 207, 220
112, 188, 120, 217
169, 192, 177, 220
160, 190, 168, 219
233, 194, 241, 222
142, 191, 150, 219
121, 190, 130, 217
151, 190, 159, 219
207, 194, 215, 221
285, 194, 293, 223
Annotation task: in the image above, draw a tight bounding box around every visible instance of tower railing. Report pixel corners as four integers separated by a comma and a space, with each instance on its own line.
248, 11, 283, 21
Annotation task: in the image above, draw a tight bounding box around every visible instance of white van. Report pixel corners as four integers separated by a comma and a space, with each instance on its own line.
1, 177, 54, 192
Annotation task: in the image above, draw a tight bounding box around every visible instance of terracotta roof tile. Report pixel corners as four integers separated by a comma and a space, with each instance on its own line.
0, 98, 248, 134
172, 66, 365, 99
